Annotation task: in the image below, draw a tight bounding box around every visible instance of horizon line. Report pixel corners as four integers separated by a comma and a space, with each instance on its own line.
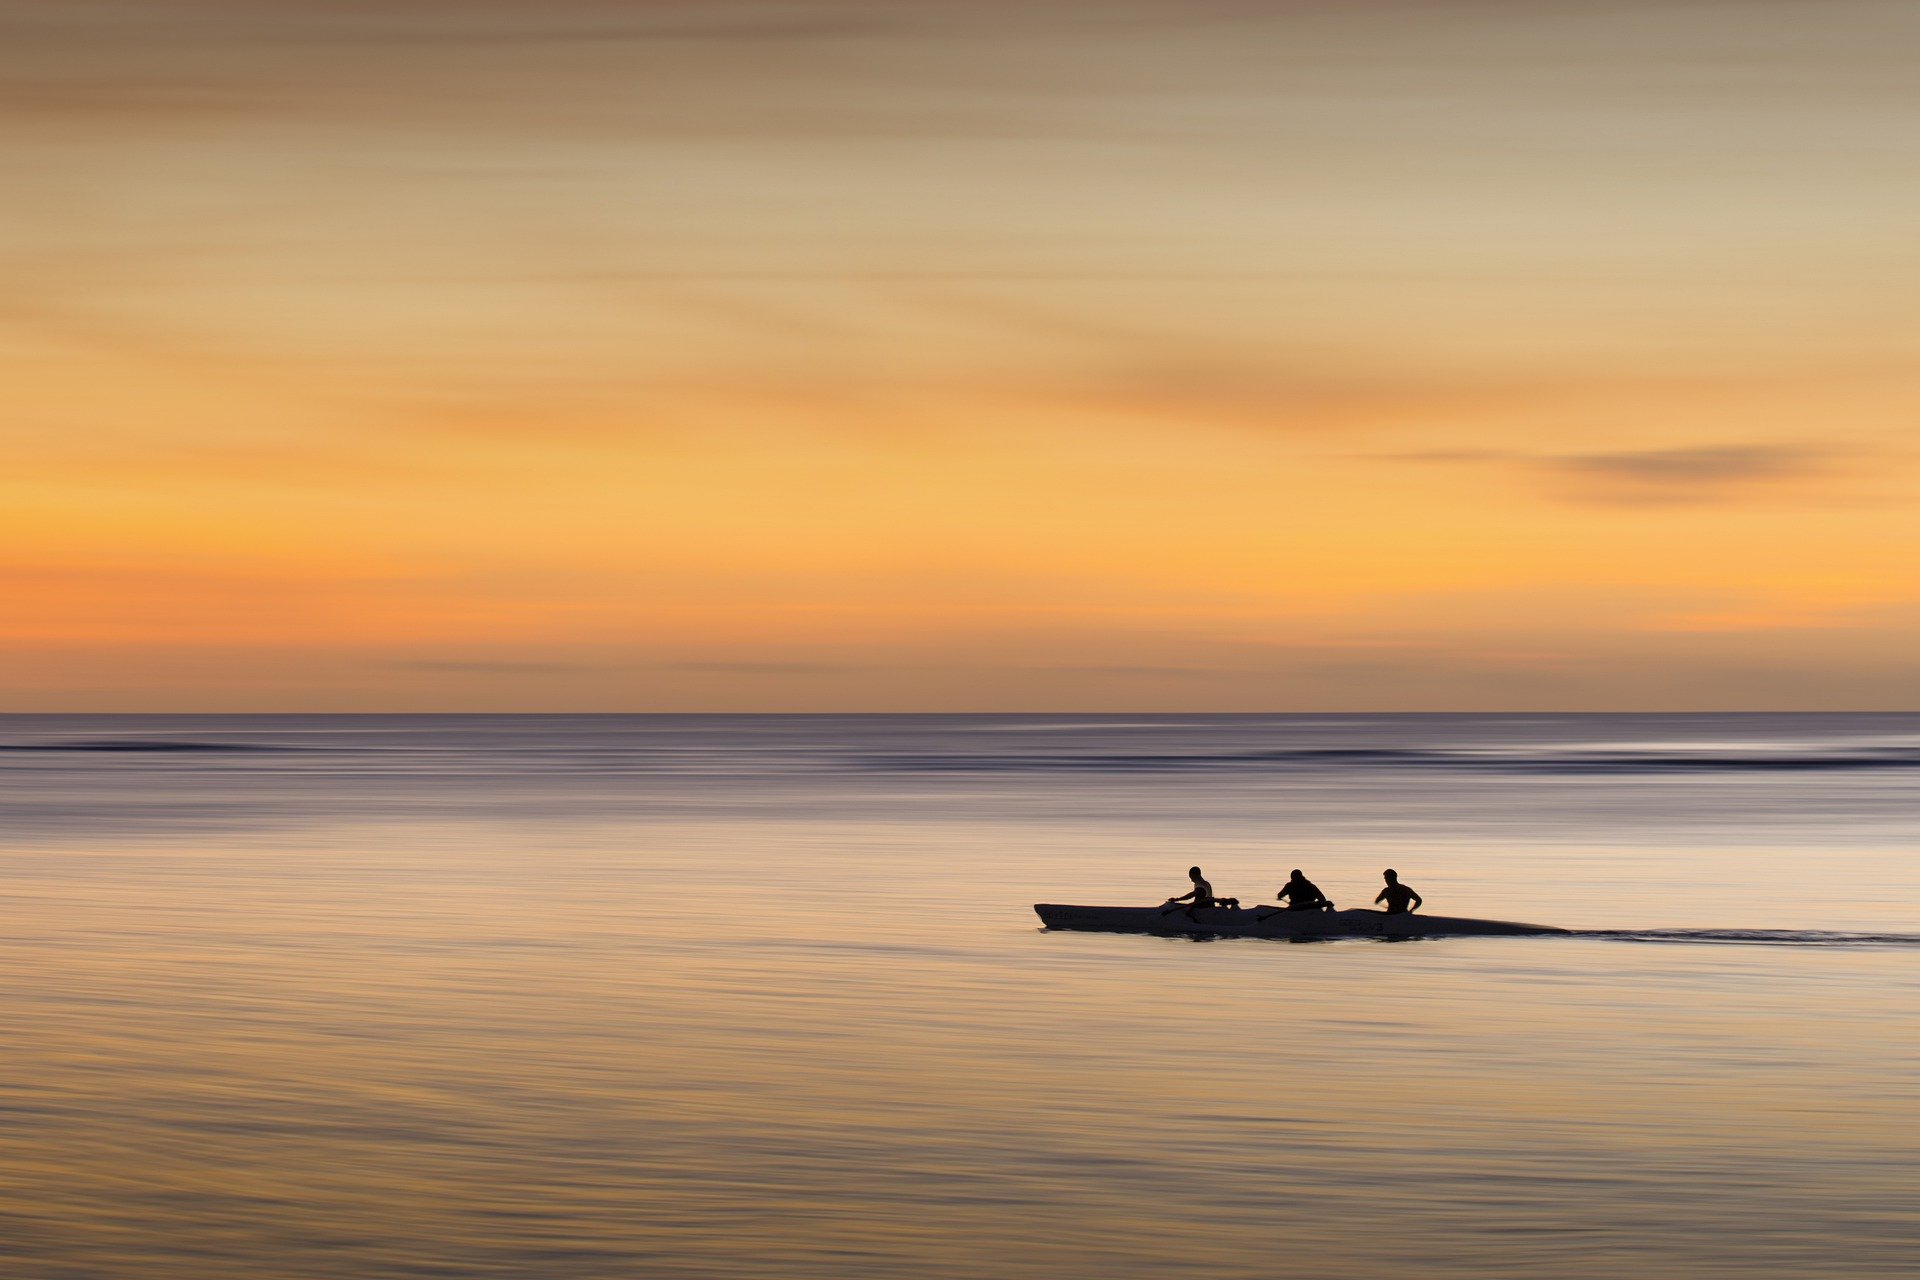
4, 709, 1919, 718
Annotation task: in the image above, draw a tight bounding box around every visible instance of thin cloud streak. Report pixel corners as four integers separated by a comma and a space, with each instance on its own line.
1381, 442, 1873, 506
387, 661, 601, 675
661, 661, 854, 676
1547, 445, 1831, 505
1553, 445, 1824, 484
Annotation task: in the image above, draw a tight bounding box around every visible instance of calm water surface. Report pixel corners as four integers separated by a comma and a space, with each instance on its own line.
1, 714, 1917, 1278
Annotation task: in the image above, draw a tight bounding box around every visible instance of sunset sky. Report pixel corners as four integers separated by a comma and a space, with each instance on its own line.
6, 0, 1919, 710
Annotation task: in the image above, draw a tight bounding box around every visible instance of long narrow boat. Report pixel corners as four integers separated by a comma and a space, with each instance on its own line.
1034, 902, 1568, 940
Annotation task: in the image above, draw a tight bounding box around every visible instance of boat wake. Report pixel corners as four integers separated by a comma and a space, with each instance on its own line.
1575, 928, 1920, 949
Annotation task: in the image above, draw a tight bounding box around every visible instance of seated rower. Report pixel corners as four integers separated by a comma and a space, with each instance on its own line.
1257, 869, 1333, 918
1162, 866, 1237, 917
1374, 868, 1423, 915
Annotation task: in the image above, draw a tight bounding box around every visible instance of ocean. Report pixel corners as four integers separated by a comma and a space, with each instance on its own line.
1, 713, 1916, 1278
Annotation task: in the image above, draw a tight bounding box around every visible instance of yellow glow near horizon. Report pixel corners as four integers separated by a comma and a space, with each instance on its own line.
5, 0, 1919, 709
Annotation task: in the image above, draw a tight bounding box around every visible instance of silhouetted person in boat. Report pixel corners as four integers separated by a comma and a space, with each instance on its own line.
1375, 868, 1423, 915
1162, 866, 1237, 918
1255, 869, 1332, 919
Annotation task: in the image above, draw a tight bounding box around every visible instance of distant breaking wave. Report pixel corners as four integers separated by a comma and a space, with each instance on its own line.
0, 740, 288, 753
5, 736, 1920, 776
873, 745, 1920, 775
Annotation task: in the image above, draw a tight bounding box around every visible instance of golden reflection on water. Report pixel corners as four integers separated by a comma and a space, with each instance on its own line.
1, 810, 1917, 1279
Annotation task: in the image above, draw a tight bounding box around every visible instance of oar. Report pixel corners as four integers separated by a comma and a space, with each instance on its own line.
1253, 900, 1337, 921
1161, 898, 1230, 922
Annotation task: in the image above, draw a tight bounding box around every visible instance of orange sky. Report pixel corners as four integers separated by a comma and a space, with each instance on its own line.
5, 0, 1919, 710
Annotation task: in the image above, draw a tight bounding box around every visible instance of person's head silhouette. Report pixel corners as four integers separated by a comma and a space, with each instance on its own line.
1189, 866, 1203, 880
1383, 868, 1399, 884
1290, 869, 1305, 881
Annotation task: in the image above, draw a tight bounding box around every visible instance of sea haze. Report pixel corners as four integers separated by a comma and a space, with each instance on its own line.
1, 713, 1916, 1278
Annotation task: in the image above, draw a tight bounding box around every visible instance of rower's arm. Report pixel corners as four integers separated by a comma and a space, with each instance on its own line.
1410, 888, 1423, 911
1373, 887, 1388, 904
